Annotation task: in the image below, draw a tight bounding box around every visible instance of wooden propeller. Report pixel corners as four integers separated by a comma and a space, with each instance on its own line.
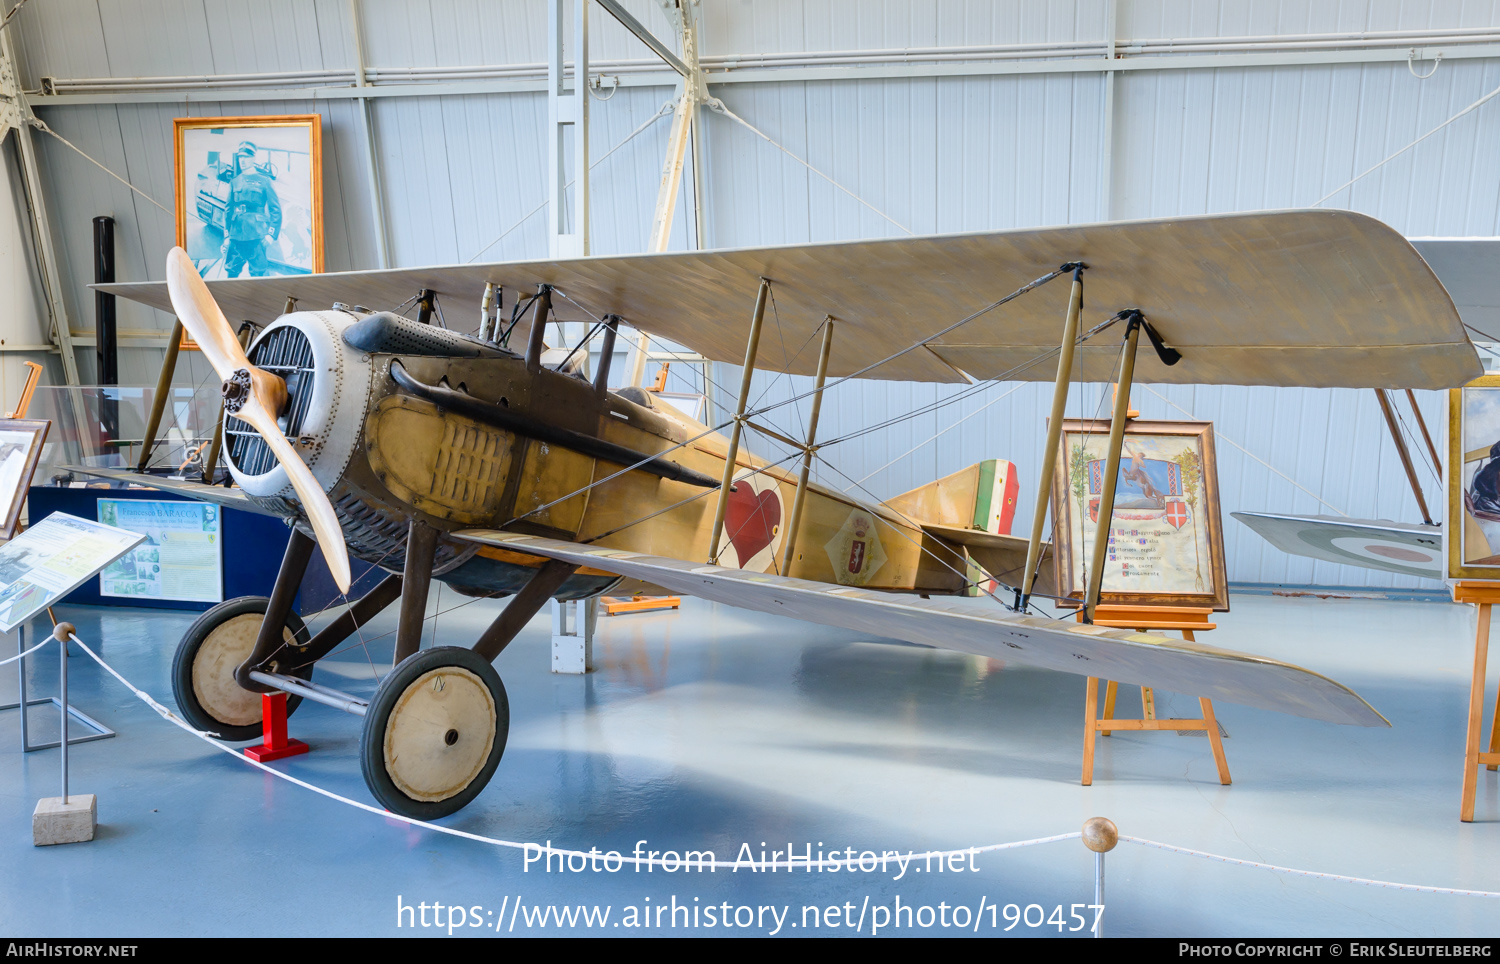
165, 247, 351, 593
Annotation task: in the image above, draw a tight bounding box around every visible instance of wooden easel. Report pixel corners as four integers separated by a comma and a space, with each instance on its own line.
1079, 605, 1231, 786
1452, 582, 1500, 822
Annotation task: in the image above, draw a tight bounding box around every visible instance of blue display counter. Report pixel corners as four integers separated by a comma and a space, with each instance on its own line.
27, 485, 381, 614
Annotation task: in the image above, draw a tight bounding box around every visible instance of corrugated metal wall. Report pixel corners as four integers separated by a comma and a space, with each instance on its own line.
7, 0, 1494, 588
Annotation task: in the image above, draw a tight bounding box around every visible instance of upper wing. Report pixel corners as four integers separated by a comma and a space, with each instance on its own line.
451, 529, 1387, 727
64, 466, 281, 517
99, 210, 1477, 389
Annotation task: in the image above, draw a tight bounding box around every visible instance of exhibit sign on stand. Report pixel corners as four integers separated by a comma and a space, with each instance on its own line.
96, 499, 222, 603
0, 512, 145, 632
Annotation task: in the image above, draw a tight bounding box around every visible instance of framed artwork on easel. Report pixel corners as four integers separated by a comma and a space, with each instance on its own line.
1447, 374, 1500, 579
0, 419, 50, 540
173, 114, 323, 281
1049, 419, 1229, 610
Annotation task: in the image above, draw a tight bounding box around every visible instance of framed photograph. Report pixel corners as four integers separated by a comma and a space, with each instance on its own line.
1447, 374, 1500, 579
0, 419, 49, 540
174, 114, 323, 280
1049, 419, 1228, 610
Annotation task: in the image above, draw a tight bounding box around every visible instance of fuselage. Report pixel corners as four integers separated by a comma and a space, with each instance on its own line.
222, 308, 965, 600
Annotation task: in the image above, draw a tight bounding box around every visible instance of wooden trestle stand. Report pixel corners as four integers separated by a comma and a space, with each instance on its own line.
1452, 582, 1500, 822
1078, 605, 1231, 786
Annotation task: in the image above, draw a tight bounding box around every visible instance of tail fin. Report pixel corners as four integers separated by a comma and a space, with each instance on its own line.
886, 459, 1019, 534
890, 461, 1042, 595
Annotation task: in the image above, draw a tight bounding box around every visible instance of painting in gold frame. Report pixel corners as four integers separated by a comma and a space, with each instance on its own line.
1049, 419, 1229, 610
173, 115, 323, 281
0, 419, 49, 541
1445, 374, 1500, 579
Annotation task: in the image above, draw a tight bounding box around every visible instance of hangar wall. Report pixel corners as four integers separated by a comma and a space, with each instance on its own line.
6, 0, 1496, 589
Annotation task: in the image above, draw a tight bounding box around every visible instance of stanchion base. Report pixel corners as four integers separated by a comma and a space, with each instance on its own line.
33, 794, 96, 846
244, 739, 309, 763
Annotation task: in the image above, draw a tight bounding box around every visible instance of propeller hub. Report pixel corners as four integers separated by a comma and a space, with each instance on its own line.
222, 368, 253, 413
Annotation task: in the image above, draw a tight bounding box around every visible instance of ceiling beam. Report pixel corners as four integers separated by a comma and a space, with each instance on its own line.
594, 0, 688, 77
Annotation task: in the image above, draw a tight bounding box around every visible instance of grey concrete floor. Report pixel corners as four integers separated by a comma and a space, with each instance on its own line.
1, 590, 1498, 937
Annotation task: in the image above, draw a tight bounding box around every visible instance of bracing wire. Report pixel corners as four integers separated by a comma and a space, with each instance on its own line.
502, 268, 1071, 529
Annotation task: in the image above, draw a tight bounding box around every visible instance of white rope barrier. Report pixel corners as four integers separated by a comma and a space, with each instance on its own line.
67, 632, 1073, 871
0, 636, 51, 667
58, 628, 1500, 893
1120, 836, 1500, 898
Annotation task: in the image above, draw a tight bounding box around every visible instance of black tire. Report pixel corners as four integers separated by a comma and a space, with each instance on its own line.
171, 596, 313, 742
360, 646, 509, 819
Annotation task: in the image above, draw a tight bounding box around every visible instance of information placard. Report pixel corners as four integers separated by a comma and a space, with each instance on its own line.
97, 500, 223, 603
0, 513, 144, 631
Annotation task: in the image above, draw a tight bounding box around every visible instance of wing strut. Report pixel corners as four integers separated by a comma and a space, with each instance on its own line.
1021, 264, 1085, 610
1081, 311, 1181, 622
1374, 388, 1434, 525
779, 318, 836, 572
707, 279, 771, 563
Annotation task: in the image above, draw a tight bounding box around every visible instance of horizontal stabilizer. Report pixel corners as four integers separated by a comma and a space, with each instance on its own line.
919, 523, 1056, 597
452, 529, 1387, 727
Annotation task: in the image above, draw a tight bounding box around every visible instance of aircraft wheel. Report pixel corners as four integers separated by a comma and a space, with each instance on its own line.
172, 596, 312, 742
360, 647, 509, 819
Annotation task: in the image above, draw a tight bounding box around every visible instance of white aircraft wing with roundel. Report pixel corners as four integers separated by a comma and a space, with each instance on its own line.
452, 529, 1387, 728
1231, 511, 1444, 580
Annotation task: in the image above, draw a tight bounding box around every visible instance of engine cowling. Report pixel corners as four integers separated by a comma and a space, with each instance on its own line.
224, 309, 374, 504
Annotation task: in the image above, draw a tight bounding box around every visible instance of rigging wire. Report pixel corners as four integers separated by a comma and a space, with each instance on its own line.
1312, 78, 1500, 207
707, 100, 913, 236
503, 268, 1071, 529
819, 312, 1122, 449
466, 100, 677, 264
579, 450, 807, 546
1140, 384, 1349, 517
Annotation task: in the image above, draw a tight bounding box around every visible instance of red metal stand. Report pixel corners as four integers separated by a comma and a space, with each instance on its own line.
244, 692, 309, 763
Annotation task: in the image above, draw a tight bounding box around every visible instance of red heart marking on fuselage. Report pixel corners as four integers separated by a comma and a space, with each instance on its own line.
725, 483, 781, 567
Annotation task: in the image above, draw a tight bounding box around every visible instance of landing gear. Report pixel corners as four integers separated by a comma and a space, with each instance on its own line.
360, 647, 509, 819
172, 596, 313, 742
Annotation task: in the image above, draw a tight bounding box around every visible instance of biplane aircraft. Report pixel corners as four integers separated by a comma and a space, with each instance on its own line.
82, 208, 1480, 819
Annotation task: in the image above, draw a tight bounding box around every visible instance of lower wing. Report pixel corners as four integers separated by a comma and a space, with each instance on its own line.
452, 529, 1387, 727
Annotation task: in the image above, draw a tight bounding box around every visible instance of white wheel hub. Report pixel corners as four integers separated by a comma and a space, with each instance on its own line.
192, 613, 293, 727
383, 666, 497, 803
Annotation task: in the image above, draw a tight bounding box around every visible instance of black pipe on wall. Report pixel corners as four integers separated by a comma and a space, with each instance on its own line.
93, 216, 118, 440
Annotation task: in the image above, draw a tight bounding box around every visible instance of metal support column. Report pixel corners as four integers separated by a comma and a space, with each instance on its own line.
1083, 316, 1143, 623
348, 0, 389, 269
1021, 265, 1084, 608
1, 28, 80, 389
779, 318, 834, 574
708, 280, 770, 563
548, 0, 588, 259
